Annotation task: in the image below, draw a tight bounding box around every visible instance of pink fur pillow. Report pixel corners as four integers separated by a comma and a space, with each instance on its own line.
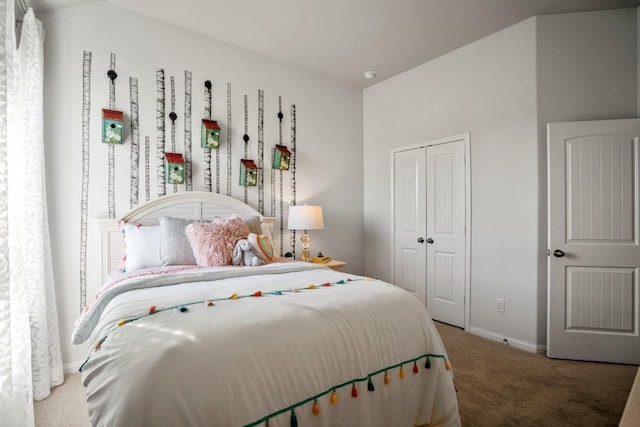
185, 217, 250, 266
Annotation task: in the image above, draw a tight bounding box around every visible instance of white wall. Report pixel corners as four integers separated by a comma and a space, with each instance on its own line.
536, 8, 638, 345
40, 3, 363, 368
364, 18, 540, 348
363, 8, 638, 350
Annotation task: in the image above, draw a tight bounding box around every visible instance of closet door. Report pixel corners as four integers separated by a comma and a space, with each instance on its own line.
426, 140, 466, 328
393, 148, 427, 303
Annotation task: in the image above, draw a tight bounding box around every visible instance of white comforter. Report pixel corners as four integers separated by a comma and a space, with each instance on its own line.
75, 262, 460, 427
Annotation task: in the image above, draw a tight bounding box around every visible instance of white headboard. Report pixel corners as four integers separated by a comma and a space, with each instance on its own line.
94, 192, 275, 283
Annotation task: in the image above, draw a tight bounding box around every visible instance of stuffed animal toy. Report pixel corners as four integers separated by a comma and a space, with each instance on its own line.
232, 239, 264, 267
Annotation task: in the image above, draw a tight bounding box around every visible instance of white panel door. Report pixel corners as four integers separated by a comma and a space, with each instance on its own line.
548, 118, 640, 364
426, 141, 466, 328
393, 148, 426, 302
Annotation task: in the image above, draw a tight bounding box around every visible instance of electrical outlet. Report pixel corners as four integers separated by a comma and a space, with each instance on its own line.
496, 298, 505, 313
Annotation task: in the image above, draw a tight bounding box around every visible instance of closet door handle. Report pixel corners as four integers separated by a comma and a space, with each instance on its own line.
417, 237, 425, 243
426, 238, 434, 244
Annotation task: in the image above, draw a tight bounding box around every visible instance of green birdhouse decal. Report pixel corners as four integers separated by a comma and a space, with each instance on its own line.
102, 109, 124, 144
272, 145, 291, 171
165, 153, 185, 184
201, 119, 221, 149
240, 159, 258, 186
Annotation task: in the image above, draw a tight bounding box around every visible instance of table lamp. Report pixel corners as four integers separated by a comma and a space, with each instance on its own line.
287, 205, 324, 262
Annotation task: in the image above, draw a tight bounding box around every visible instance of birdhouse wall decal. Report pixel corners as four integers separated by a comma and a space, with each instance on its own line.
102, 109, 124, 144
201, 119, 221, 149
240, 159, 258, 186
273, 145, 291, 171
165, 152, 185, 184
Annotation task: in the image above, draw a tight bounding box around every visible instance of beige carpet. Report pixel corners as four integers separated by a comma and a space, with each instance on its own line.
34, 323, 637, 426
435, 322, 637, 426
34, 373, 89, 427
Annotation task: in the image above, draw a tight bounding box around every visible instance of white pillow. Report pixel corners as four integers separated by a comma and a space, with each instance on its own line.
122, 224, 162, 272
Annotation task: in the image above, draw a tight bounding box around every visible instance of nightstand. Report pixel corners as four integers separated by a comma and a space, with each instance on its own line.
313, 259, 346, 272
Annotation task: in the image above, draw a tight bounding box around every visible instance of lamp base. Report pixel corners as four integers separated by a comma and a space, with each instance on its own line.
300, 231, 311, 262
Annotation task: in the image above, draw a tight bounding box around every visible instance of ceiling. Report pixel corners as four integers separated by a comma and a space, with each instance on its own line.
27, 0, 640, 88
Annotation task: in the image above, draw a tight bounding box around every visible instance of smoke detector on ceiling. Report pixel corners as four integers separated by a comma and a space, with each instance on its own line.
363, 71, 377, 80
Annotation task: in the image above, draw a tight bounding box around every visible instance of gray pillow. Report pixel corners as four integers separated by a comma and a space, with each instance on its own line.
243, 215, 263, 235
159, 216, 197, 266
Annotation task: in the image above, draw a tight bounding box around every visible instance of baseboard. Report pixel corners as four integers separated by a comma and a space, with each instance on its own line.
469, 326, 539, 354
63, 360, 83, 375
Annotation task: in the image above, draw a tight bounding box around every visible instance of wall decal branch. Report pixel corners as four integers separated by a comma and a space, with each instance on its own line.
289, 104, 297, 257
107, 53, 116, 218
144, 136, 150, 201
203, 80, 212, 192
79, 50, 92, 311
258, 89, 264, 214
243, 94, 249, 204
278, 96, 284, 255
184, 71, 193, 191
129, 77, 140, 209
156, 69, 166, 196
170, 76, 177, 193
226, 83, 232, 197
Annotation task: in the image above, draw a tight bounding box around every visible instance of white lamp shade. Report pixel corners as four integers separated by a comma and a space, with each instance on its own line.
287, 205, 324, 230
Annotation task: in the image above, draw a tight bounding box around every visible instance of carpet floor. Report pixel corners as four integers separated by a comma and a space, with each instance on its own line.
34, 322, 637, 426
434, 322, 637, 426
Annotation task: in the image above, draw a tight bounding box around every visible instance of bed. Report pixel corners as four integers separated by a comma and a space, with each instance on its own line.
73, 192, 460, 427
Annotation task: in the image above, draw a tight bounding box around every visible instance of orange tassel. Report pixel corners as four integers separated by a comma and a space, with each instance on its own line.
399, 366, 405, 379
293, 288, 300, 293
384, 371, 390, 385
253, 291, 262, 297
312, 399, 320, 415
445, 360, 452, 371
205, 301, 214, 306
308, 284, 316, 290
147, 305, 157, 314
351, 383, 358, 398
413, 361, 419, 373
330, 390, 338, 405
95, 338, 105, 350
230, 293, 239, 300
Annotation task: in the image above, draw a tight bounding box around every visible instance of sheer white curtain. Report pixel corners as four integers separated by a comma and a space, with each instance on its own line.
0, 1, 63, 425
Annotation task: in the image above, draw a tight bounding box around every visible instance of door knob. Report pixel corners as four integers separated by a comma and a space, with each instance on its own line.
426, 238, 434, 244
553, 249, 565, 258
417, 237, 425, 243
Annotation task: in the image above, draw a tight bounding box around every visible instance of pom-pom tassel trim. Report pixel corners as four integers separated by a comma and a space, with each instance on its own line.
243, 352, 452, 427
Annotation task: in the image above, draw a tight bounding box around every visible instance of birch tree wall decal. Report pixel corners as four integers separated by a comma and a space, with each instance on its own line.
226, 82, 232, 197
270, 96, 279, 219
203, 80, 212, 192
289, 104, 297, 258
145, 136, 150, 201
80, 50, 92, 311
156, 69, 166, 196
278, 97, 285, 256
107, 53, 117, 219
215, 89, 221, 195
184, 71, 193, 191
257, 89, 264, 214
169, 76, 177, 193
129, 77, 140, 209
243, 94, 249, 204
